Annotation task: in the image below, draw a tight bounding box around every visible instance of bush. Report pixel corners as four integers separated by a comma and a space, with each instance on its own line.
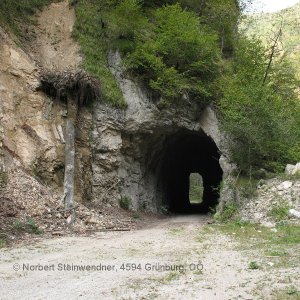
0, 171, 8, 188
268, 202, 290, 222
126, 4, 220, 104
0, 238, 6, 248
119, 195, 132, 210
214, 201, 239, 222
13, 218, 42, 235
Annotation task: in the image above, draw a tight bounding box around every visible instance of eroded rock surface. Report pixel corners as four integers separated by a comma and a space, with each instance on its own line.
92, 52, 231, 212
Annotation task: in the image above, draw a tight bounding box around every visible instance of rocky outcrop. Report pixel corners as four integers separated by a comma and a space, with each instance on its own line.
91, 52, 231, 212
1, 3, 232, 214
0, 23, 91, 203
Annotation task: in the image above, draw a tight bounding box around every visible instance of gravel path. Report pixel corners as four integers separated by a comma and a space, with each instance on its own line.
1, 215, 298, 300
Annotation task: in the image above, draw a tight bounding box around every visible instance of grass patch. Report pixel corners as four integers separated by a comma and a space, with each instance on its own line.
214, 222, 300, 270
73, 0, 125, 107
0, 171, 8, 187
0, 0, 55, 37
131, 212, 141, 219
216, 222, 300, 246
268, 202, 290, 222
265, 250, 288, 257
0, 238, 6, 248
272, 286, 300, 300
214, 201, 239, 222
168, 227, 185, 236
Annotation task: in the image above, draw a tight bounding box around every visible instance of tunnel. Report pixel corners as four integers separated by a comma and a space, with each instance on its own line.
156, 130, 223, 214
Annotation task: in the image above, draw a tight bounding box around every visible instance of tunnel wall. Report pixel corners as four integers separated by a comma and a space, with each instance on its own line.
91, 51, 235, 212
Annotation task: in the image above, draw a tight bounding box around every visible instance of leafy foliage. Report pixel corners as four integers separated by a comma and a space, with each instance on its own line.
73, 0, 125, 107
119, 195, 132, 210
73, 0, 239, 106
241, 2, 300, 78
13, 218, 42, 235
125, 4, 220, 105
219, 37, 300, 174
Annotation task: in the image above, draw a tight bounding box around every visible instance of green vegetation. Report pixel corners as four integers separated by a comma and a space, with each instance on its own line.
189, 173, 203, 204
241, 2, 300, 78
0, 171, 8, 188
131, 212, 141, 219
13, 218, 42, 235
73, 0, 239, 106
125, 3, 220, 106
265, 250, 288, 257
119, 195, 132, 210
248, 261, 259, 269
73, 0, 125, 107
1, 0, 299, 174
217, 222, 300, 246
227, 2, 300, 174
268, 202, 290, 222
272, 286, 300, 300
215, 221, 300, 273
0, 238, 6, 248
0, 0, 54, 36
219, 36, 300, 174
214, 201, 239, 222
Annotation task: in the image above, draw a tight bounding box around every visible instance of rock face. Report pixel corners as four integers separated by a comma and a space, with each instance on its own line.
0, 23, 92, 202
92, 52, 231, 212
0, 3, 231, 213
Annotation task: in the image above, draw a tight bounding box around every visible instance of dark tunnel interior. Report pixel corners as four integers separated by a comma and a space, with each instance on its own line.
159, 130, 223, 214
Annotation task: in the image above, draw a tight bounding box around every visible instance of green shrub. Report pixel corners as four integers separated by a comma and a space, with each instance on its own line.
119, 195, 132, 210
214, 201, 239, 222
13, 218, 42, 235
73, 0, 125, 107
0, 171, 8, 188
126, 4, 220, 105
248, 261, 259, 270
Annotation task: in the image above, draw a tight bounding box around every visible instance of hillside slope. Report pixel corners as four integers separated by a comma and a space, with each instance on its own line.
241, 2, 300, 77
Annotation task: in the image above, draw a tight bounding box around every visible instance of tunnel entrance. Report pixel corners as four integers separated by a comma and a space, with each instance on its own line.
159, 130, 223, 214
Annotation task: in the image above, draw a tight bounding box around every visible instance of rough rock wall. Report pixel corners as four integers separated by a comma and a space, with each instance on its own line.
92, 52, 232, 211
0, 24, 92, 203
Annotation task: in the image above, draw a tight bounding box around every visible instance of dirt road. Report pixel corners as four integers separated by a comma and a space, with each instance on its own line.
0, 215, 298, 299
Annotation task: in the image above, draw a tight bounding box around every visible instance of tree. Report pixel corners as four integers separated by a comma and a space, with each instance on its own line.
125, 4, 220, 104
218, 37, 300, 174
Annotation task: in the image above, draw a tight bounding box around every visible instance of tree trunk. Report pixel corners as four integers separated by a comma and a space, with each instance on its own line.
263, 20, 283, 85
63, 99, 78, 209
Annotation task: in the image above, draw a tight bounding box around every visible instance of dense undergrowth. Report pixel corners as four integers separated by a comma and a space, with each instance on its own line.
73, 0, 239, 107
